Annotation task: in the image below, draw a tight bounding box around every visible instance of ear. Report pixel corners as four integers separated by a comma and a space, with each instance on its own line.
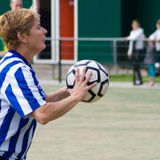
17, 32, 28, 44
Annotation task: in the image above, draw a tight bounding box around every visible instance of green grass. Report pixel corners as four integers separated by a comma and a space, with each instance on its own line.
110, 74, 160, 82
28, 85, 160, 160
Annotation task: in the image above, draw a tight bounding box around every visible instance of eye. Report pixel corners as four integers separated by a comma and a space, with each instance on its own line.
36, 24, 41, 30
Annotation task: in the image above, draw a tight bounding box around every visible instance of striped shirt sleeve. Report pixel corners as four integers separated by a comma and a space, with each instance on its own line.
4, 65, 46, 118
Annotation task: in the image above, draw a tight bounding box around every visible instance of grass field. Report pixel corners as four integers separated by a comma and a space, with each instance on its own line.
28, 84, 160, 160
110, 74, 160, 83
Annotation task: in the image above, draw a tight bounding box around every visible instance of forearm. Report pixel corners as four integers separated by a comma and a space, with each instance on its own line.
46, 86, 70, 102
32, 68, 95, 125
32, 95, 79, 124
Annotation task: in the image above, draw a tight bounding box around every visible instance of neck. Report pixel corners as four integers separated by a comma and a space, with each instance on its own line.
15, 46, 36, 64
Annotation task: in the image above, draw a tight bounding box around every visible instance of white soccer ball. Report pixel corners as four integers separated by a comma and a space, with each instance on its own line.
155, 62, 160, 68
66, 60, 109, 103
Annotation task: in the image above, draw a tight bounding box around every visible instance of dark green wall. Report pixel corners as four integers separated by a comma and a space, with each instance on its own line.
121, 0, 138, 36
78, 0, 121, 37
0, 0, 32, 15
78, 0, 160, 38
137, 0, 160, 36
121, 0, 160, 36
78, 0, 121, 63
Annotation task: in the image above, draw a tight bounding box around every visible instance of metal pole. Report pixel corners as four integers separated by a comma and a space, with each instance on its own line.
58, 40, 62, 83
113, 40, 118, 75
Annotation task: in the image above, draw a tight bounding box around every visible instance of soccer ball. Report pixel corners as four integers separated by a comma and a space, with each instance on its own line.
66, 60, 109, 103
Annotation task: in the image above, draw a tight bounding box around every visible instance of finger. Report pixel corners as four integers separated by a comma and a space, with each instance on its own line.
79, 67, 86, 82
86, 82, 97, 90
75, 68, 80, 82
67, 89, 72, 95
84, 71, 92, 84
81, 67, 86, 76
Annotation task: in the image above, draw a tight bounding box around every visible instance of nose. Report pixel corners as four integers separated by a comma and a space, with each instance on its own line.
42, 27, 47, 35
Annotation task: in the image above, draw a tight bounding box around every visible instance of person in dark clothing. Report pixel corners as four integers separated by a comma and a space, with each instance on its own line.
126, 20, 145, 85
132, 45, 144, 85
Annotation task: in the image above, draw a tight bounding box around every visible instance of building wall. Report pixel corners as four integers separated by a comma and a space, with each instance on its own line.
78, 0, 121, 38
121, 0, 138, 36
121, 0, 160, 36
78, 0, 121, 63
137, 0, 160, 36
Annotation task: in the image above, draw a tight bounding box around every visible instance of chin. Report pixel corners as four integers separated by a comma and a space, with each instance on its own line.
40, 44, 46, 51
36, 46, 46, 54
42, 44, 46, 49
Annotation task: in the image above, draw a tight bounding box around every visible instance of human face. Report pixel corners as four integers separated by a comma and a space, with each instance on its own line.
156, 23, 160, 29
25, 19, 47, 54
132, 21, 140, 30
10, 0, 23, 10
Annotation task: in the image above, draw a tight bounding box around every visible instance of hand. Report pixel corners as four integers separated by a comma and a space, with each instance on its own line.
69, 68, 96, 101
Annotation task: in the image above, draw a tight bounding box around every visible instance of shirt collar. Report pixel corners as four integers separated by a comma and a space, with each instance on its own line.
8, 50, 31, 67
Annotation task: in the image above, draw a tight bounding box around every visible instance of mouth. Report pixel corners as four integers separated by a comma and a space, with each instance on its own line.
42, 38, 46, 43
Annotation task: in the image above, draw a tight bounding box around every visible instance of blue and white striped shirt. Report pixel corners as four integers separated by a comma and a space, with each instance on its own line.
0, 50, 46, 160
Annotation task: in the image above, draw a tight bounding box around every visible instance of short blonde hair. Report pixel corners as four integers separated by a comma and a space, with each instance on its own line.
0, 8, 39, 49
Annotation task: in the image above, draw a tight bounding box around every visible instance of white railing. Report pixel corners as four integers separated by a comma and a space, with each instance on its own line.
32, 37, 155, 82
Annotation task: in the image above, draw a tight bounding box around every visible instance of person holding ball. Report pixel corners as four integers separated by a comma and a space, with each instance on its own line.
0, 9, 95, 160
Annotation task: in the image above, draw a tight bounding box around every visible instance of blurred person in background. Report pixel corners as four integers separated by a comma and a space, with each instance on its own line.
149, 19, 160, 76
0, 0, 23, 58
144, 39, 155, 86
10, 0, 23, 10
126, 20, 145, 86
